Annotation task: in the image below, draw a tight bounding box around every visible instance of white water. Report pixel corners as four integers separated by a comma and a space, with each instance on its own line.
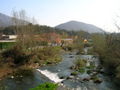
36, 69, 64, 83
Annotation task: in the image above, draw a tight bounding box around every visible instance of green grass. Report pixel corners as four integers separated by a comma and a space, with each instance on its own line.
30, 82, 58, 90
0, 42, 15, 49
86, 65, 95, 69
71, 71, 78, 76
78, 68, 85, 73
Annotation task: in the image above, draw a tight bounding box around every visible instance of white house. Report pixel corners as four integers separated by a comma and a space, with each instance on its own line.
8, 35, 17, 40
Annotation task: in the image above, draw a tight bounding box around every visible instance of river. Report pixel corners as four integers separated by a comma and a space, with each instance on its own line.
0, 48, 119, 90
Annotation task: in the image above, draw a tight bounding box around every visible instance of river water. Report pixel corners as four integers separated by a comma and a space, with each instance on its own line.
0, 49, 119, 90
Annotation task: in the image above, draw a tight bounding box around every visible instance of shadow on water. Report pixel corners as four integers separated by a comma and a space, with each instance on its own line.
0, 70, 52, 90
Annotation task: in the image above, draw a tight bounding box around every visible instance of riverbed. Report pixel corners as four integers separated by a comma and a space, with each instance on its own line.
0, 49, 118, 90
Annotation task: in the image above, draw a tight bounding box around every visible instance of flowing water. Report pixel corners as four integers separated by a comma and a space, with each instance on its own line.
0, 49, 119, 90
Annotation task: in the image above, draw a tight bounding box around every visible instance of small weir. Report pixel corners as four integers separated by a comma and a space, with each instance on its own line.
36, 69, 64, 83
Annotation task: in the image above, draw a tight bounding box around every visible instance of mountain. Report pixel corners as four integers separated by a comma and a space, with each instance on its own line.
0, 13, 13, 27
55, 21, 105, 33
0, 13, 29, 27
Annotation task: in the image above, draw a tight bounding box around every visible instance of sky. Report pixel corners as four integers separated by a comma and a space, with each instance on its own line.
0, 0, 120, 32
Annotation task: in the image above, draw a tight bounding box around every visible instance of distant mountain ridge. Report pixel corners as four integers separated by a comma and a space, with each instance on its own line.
0, 13, 12, 27
0, 13, 29, 27
55, 21, 105, 33
0, 13, 105, 33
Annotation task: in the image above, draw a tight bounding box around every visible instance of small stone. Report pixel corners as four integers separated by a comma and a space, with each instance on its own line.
11, 76, 14, 79
66, 76, 74, 79
83, 78, 90, 81
61, 81, 64, 84
60, 76, 65, 79
76, 77, 79, 80
99, 69, 105, 74
71, 72, 78, 76
69, 53, 72, 55
20, 75, 23, 77
89, 80, 93, 82
58, 69, 61, 72
69, 66, 75, 70
92, 72, 98, 75
69, 56, 74, 58
94, 79, 103, 84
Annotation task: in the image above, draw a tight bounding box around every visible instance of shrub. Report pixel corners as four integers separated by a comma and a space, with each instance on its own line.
78, 68, 85, 73
1, 45, 31, 65
40, 41, 48, 46
13, 68, 33, 77
75, 59, 86, 70
71, 71, 78, 76
62, 45, 73, 51
73, 59, 87, 73
92, 33, 120, 85
87, 49, 95, 55
84, 43, 92, 48
30, 46, 61, 65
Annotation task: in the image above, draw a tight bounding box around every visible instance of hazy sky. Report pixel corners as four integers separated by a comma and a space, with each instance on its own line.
0, 0, 120, 32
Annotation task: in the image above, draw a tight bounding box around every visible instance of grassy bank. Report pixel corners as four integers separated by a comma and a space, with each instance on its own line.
0, 45, 62, 79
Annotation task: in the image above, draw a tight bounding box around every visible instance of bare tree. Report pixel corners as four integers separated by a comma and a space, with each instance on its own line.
11, 9, 38, 49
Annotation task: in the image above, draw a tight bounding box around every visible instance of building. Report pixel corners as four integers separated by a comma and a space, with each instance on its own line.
0, 35, 17, 40
9, 35, 17, 40
83, 39, 88, 43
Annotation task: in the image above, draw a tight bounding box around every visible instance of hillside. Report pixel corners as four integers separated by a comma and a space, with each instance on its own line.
55, 21, 105, 33
0, 13, 12, 27
0, 13, 29, 27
